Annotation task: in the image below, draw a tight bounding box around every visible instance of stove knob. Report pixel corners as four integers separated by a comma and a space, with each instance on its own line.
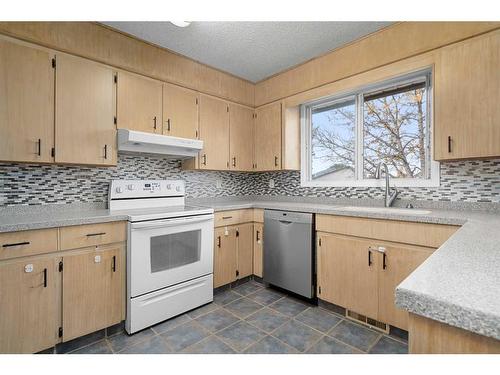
166, 184, 172, 190
127, 184, 135, 191
115, 186, 123, 193
175, 186, 181, 192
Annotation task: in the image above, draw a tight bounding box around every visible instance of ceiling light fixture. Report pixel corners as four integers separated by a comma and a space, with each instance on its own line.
170, 21, 191, 28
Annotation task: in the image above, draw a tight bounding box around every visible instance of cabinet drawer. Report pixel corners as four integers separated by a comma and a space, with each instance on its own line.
214, 209, 254, 227
59, 222, 127, 251
0, 228, 58, 260
316, 214, 459, 249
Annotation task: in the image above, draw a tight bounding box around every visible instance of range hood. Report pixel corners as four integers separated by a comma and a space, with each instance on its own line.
117, 129, 203, 159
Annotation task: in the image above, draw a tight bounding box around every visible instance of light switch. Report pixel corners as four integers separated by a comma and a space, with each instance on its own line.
269, 179, 275, 188
216, 179, 222, 189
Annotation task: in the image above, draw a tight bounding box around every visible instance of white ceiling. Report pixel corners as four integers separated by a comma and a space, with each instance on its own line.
102, 22, 392, 83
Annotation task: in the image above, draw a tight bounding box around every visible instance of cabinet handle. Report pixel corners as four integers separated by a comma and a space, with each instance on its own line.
37, 139, 41, 156
43, 268, 48, 288
166, 119, 171, 132
448, 136, 452, 153
382, 253, 387, 270
2, 241, 30, 248
256, 230, 260, 241
368, 250, 372, 266
86, 232, 106, 237
202, 154, 207, 165
104, 144, 108, 159
153, 116, 157, 130
274, 156, 279, 167
217, 236, 221, 248
222, 216, 233, 220
232, 157, 236, 167
112, 255, 116, 272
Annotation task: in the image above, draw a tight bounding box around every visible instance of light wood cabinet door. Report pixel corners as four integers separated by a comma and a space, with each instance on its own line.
254, 102, 282, 171
199, 95, 230, 170
163, 83, 199, 139
0, 256, 60, 353
378, 244, 434, 330
253, 223, 264, 278
55, 54, 116, 166
237, 223, 253, 279
213, 226, 237, 288
317, 233, 379, 319
229, 104, 254, 171
62, 245, 124, 341
435, 30, 500, 160
117, 71, 163, 134
0, 39, 54, 163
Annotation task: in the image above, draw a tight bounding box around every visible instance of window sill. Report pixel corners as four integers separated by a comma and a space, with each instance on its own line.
300, 178, 440, 188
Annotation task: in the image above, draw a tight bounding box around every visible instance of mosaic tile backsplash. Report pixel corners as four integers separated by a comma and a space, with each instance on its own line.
0, 155, 499, 206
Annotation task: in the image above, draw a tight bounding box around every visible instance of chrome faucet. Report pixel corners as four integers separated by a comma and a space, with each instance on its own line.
375, 162, 398, 207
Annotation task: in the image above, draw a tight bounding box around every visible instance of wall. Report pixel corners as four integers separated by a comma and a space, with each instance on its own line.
1, 157, 498, 206
252, 159, 500, 203
0, 155, 253, 206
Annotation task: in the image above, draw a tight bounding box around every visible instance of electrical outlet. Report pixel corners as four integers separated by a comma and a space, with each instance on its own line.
215, 179, 222, 189
269, 179, 275, 188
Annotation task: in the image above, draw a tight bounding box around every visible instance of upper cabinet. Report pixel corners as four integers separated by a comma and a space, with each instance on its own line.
229, 103, 254, 171
434, 30, 500, 160
254, 102, 282, 171
55, 54, 117, 166
0, 39, 54, 163
198, 94, 230, 170
163, 83, 199, 139
116, 71, 163, 134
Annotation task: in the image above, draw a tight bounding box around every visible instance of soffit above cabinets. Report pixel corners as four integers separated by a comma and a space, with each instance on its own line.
101, 21, 392, 83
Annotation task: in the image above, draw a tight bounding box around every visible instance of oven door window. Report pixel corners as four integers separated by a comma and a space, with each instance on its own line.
150, 230, 201, 273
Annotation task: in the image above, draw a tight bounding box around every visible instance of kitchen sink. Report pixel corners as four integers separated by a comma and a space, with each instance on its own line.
340, 206, 432, 215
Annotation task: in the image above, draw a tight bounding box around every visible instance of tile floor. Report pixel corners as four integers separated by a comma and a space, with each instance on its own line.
58, 280, 408, 354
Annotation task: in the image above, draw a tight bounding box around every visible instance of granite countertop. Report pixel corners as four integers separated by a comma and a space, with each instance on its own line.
1, 197, 499, 341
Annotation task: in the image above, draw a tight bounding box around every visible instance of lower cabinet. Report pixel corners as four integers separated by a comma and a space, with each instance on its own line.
62, 245, 124, 341
253, 223, 264, 278
0, 256, 60, 354
317, 232, 434, 331
213, 223, 254, 288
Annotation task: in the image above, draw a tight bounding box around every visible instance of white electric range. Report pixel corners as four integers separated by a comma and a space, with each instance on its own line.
109, 180, 214, 334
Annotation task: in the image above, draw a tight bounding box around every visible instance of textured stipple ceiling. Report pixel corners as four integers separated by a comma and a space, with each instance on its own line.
102, 22, 392, 82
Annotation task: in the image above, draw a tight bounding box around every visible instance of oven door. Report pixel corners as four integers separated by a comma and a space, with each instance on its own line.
129, 214, 214, 298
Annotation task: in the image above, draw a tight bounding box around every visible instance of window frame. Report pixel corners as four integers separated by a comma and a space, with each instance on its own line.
300, 68, 439, 188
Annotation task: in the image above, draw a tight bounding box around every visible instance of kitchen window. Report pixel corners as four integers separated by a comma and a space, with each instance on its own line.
301, 69, 439, 187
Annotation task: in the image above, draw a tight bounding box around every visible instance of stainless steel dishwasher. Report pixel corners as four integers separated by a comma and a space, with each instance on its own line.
263, 209, 314, 298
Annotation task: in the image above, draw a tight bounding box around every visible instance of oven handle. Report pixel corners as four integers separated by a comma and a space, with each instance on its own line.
130, 214, 214, 230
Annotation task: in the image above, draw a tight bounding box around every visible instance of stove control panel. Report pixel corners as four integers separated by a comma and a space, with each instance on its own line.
109, 180, 185, 199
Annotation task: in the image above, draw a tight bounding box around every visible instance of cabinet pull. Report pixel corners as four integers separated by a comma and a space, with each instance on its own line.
368, 250, 372, 266
37, 139, 41, 156
448, 136, 452, 153
86, 232, 106, 237
2, 241, 30, 248
274, 156, 279, 167
166, 119, 171, 132
112, 255, 116, 272
232, 157, 236, 167
43, 268, 48, 288
202, 154, 207, 165
104, 144, 108, 159
217, 236, 221, 248
222, 216, 233, 220
153, 116, 157, 130
382, 253, 387, 270
256, 230, 260, 241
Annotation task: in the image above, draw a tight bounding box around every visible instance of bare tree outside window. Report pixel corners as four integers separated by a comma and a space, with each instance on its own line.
363, 83, 427, 179
305, 73, 432, 185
